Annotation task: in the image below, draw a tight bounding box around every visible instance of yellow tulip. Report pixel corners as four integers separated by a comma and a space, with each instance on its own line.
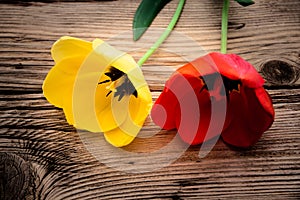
43, 36, 152, 147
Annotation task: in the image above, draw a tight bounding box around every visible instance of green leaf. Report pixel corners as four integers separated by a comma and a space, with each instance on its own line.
234, 0, 255, 7
133, 0, 172, 41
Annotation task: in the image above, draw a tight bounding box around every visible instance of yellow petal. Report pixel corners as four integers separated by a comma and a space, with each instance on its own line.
94, 75, 112, 111
91, 38, 149, 97
103, 86, 152, 147
101, 76, 152, 147
71, 47, 127, 132
111, 54, 150, 101
96, 95, 129, 132
92, 39, 124, 67
104, 128, 135, 147
111, 53, 139, 74
43, 56, 85, 108
128, 87, 152, 130
51, 36, 93, 63
103, 121, 142, 147
62, 96, 75, 125
92, 39, 141, 77
92, 38, 104, 49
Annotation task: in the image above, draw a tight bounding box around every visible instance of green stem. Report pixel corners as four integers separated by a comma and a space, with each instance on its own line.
137, 0, 185, 66
221, 0, 229, 54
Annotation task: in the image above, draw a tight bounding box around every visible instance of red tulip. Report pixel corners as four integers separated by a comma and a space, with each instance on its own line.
151, 52, 274, 147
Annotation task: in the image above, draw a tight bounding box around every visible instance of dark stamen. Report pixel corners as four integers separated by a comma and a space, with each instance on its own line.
223, 76, 240, 93
106, 90, 112, 97
222, 75, 241, 95
104, 67, 125, 81
99, 67, 138, 101
114, 75, 138, 100
98, 79, 110, 84
200, 73, 241, 99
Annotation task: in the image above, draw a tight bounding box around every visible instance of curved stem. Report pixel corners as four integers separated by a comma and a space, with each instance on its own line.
137, 0, 185, 66
221, 0, 229, 54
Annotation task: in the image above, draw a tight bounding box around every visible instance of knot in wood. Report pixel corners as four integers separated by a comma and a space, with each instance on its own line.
0, 152, 35, 200
261, 60, 300, 85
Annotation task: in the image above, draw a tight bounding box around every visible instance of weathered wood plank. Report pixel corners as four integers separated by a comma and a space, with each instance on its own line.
0, 0, 299, 93
0, 0, 299, 199
0, 89, 299, 199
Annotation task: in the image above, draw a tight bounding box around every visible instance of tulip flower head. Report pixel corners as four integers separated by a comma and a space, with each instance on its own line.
151, 52, 274, 147
43, 36, 152, 147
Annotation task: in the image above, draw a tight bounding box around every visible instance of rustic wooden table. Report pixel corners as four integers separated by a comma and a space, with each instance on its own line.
0, 0, 299, 199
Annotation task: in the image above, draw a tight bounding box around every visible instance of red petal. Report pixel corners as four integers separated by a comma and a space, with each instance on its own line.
173, 74, 227, 145
177, 55, 217, 77
177, 52, 264, 88
221, 86, 275, 147
209, 52, 265, 88
151, 72, 197, 130
151, 89, 178, 130
175, 88, 211, 145
152, 72, 206, 131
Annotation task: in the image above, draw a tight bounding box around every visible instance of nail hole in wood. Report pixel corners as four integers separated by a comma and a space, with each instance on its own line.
228, 21, 245, 30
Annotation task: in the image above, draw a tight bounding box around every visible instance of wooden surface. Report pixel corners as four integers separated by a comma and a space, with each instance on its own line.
0, 0, 299, 199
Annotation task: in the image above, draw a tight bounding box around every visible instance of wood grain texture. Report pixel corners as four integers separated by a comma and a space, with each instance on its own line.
0, 0, 299, 199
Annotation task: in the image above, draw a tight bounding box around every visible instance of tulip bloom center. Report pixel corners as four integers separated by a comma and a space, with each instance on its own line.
200, 73, 241, 101
99, 67, 138, 101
